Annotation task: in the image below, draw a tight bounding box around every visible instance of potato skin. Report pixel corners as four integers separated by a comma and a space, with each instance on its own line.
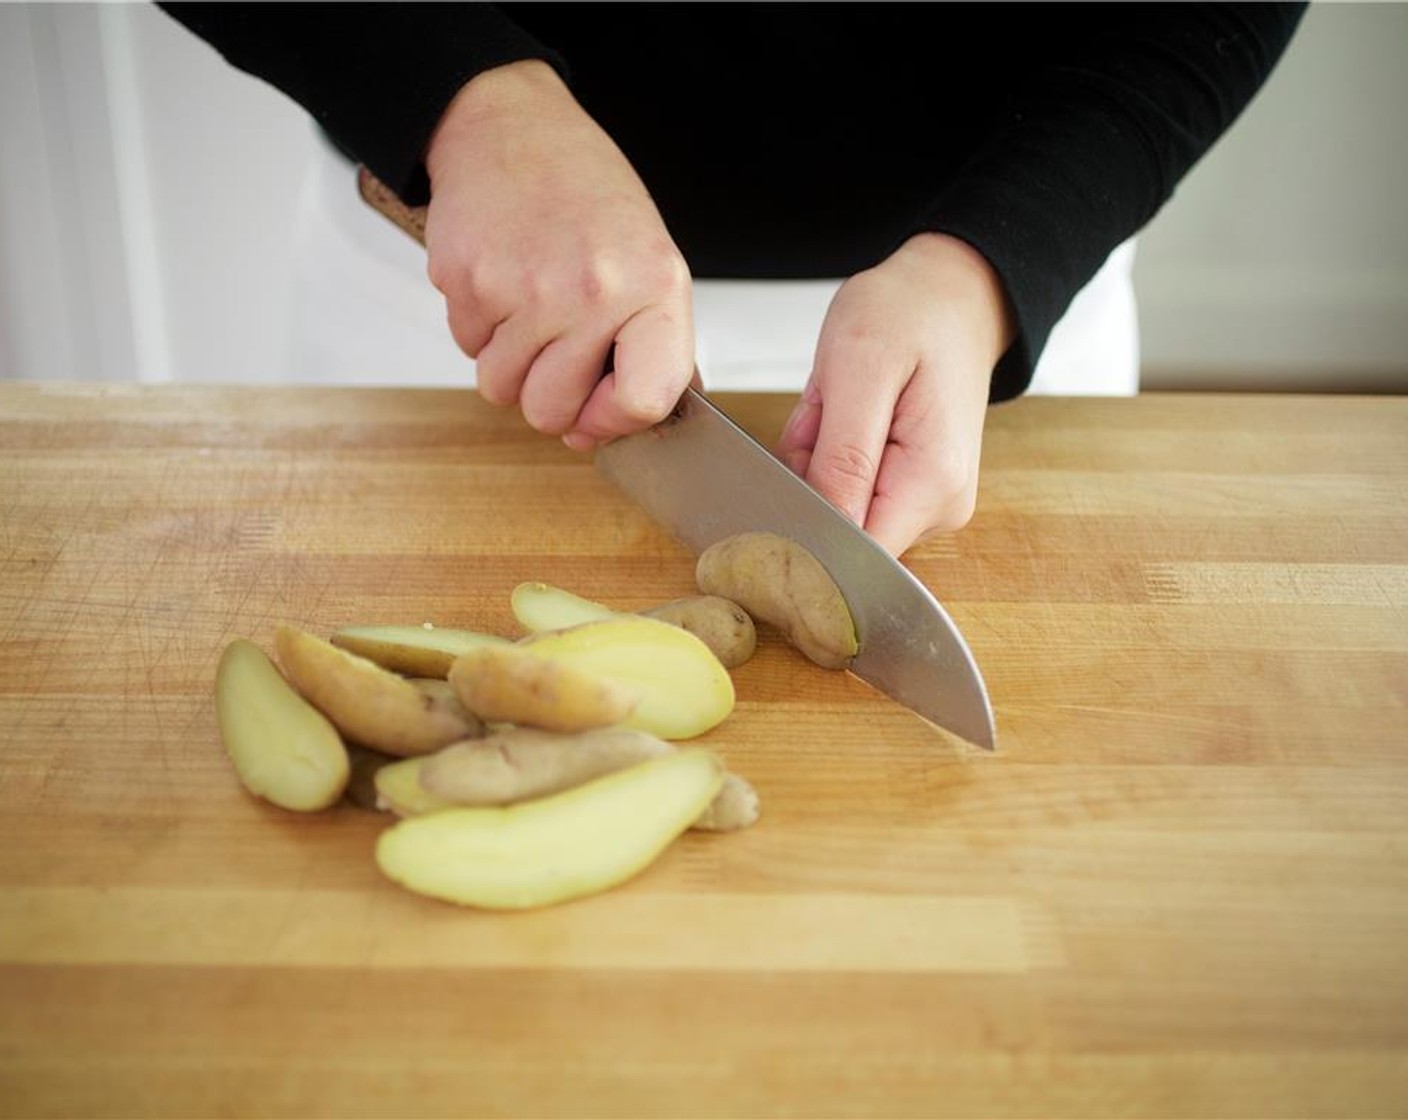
275, 625, 483, 757
518, 616, 735, 740
419, 726, 673, 806
641, 596, 757, 669
513, 582, 757, 669
695, 532, 857, 669
448, 645, 637, 733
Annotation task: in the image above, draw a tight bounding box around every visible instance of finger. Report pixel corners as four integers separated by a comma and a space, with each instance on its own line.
472, 316, 551, 407
568, 301, 694, 445
517, 328, 617, 435
866, 444, 978, 557
433, 249, 508, 362
863, 443, 937, 558
443, 302, 498, 362
777, 379, 822, 475
864, 378, 981, 556
802, 351, 907, 526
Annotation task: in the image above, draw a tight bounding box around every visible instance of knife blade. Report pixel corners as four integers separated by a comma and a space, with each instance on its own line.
353, 165, 995, 749
595, 388, 996, 751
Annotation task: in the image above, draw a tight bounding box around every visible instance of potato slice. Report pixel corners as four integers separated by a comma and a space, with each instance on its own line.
215, 639, 349, 811
696, 531, 858, 669
374, 755, 458, 817
275, 624, 483, 757
518, 615, 734, 739
448, 645, 637, 733
512, 582, 757, 669
420, 726, 760, 832
375, 749, 725, 910
330, 624, 510, 679
510, 582, 618, 633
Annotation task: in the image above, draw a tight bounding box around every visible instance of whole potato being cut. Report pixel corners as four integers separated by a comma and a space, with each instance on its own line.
696, 531, 858, 669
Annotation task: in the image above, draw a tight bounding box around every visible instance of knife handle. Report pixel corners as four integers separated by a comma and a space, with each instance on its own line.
357, 167, 428, 248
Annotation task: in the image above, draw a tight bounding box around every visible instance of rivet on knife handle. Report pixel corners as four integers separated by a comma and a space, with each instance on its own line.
358, 167, 428, 247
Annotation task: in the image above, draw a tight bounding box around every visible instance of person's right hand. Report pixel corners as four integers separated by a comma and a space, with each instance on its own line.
423, 60, 695, 450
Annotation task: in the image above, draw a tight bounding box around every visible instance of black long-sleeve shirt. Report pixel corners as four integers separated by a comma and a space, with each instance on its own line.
158, 2, 1306, 400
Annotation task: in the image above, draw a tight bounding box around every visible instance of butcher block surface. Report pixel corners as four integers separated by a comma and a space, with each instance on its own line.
1, 383, 1405, 1119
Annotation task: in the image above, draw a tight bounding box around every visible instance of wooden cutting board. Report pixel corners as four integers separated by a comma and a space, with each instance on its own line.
1, 384, 1405, 1118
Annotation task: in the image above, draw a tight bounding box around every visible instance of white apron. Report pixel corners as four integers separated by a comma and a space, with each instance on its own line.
283, 128, 1139, 397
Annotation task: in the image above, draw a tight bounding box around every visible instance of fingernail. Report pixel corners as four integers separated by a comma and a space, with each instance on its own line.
780, 398, 815, 444
780, 379, 821, 447
779, 406, 805, 445
562, 432, 596, 453
783, 449, 809, 476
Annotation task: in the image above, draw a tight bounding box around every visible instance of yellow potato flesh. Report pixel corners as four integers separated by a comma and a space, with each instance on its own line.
375, 749, 724, 909
373, 756, 457, 817
330, 624, 510, 678
215, 640, 349, 812
510, 581, 619, 633
519, 615, 734, 739
511, 582, 755, 668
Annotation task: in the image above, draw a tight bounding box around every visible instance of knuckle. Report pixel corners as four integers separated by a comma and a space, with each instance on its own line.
827, 323, 890, 364
814, 441, 879, 491
430, 251, 496, 311
476, 378, 516, 408
615, 388, 675, 427
645, 244, 690, 296
425, 251, 456, 295
933, 491, 978, 532
519, 387, 578, 434
473, 358, 519, 407
617, 236, 690, 299
574, 258, 623, 308
426, 245, 472, 296
931, 440, 980, 497
446, 312, 486, 360
926, 446, 980, 528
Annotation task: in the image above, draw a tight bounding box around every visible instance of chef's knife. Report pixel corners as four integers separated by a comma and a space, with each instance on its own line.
356, 167, 996, 750
595, 389, 995, 750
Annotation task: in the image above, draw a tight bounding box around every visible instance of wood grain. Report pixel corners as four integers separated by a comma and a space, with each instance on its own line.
1, 384, 1406, 1119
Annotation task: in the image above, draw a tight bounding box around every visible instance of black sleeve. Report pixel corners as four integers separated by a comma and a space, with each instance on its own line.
913, 2, 1307, 401
155, 1, 565, 205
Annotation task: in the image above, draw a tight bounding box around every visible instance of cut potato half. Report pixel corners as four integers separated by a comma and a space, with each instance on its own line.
448, 645, 637, 733
330, 624, 510, 679
375, 749, 724, 909
511, 582, 618, 633
275, 625, 482, 756
374, 755, 458, 817
518, 615, 734, 739
215, 639, 349, 811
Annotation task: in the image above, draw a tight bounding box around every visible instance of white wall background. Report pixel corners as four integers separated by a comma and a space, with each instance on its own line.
1, 1, 1405, 391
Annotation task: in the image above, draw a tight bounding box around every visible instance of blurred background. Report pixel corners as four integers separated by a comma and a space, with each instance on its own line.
1, 1, 1405, 392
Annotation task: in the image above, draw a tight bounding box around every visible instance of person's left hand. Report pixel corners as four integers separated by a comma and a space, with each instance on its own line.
775, 232, 1015, 557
